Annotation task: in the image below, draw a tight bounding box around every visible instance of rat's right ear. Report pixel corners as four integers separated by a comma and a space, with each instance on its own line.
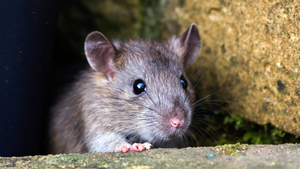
170, 23, 201, 68
84, 31, 116, 81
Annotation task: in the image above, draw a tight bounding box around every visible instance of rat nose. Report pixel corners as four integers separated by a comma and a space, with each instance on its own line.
169, 117, 184, 128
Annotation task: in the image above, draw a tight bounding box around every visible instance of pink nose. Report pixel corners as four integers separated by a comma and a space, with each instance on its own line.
170, 117, 184, 128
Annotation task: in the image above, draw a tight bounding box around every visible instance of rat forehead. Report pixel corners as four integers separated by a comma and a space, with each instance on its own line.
114, 39, 183, 72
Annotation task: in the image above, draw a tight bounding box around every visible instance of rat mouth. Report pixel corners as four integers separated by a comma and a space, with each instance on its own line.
156, 125, 189, 142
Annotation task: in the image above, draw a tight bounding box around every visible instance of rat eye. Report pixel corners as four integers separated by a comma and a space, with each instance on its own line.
180, 75, 187, 90
133, 79, 146, 94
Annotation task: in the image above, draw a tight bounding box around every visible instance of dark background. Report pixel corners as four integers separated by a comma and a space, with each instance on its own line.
0, 0, 59, 156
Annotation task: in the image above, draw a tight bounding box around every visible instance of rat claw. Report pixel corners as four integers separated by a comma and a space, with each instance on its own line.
129, 143, 140, 151
138, 144, 144, 151
143, 142, 152, 149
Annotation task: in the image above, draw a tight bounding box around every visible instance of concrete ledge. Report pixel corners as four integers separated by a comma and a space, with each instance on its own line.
1, 144, 299, 168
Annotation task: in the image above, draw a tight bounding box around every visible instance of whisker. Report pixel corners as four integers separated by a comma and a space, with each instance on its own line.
189, 125, 212, 145
107, 96, 160, 114
194, 99, 246, 108
191, 86, 236, 107
182, 133, 189, 147
185, 60, 213, 103
195, 102, 233, 116
146, 92, 157, 106
191, 123, 219, 145
188, 127, 206, 146
186, 129, 198, 146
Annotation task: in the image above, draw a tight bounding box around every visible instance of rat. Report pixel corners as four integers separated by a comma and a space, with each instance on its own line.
49, 23, 201, 153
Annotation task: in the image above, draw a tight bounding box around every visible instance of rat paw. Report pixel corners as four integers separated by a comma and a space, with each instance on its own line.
129, 142, 152, 152
113, 142, 152, 153
113, 144, 130, 153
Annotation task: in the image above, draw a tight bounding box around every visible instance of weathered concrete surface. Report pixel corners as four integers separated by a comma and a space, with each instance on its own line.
164, 0, 300, 136
1, 144, 299, 168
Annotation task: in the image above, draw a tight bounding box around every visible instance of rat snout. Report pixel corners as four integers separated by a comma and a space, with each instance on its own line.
169, 117, 184, 128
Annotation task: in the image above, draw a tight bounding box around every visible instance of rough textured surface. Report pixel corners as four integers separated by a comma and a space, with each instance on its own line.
1, 144, 299, 168
165, 0, 300, 136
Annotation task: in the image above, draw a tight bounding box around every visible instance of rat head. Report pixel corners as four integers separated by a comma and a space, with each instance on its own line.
84, 24, 201, 143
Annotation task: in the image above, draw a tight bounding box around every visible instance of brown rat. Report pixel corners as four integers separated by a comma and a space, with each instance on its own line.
49, 23, 201, 153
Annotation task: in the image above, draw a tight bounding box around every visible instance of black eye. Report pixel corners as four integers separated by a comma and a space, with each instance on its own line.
180, 75, 187, 89
133, 79, 146, 95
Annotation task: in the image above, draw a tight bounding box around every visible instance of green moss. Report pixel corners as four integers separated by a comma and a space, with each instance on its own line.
215, 143, 249, 156
289, 72, 297, 80
192, 108, 299, 147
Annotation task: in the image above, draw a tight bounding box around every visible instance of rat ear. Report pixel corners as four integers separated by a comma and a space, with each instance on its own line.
173, 23, 201, 68
84, 31, 116, 80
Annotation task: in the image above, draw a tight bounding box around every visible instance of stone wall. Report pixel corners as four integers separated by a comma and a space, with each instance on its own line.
165, 0, 300, 135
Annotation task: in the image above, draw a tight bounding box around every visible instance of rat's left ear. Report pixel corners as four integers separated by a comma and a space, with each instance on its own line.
84, 31, 116, 81
171, 23, 201, 68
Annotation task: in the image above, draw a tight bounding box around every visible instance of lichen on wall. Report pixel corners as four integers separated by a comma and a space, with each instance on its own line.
165, 0, 300, 135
